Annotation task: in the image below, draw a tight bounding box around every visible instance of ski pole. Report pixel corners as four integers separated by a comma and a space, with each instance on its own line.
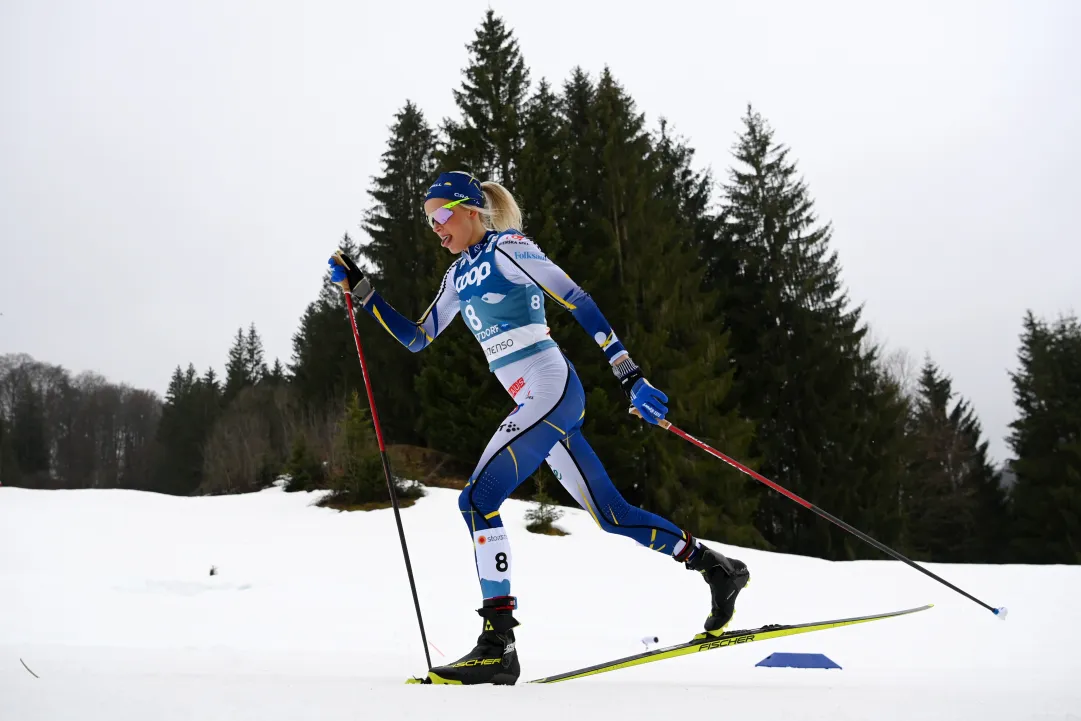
632, 409, 1007, 619
334, 252, 434, 669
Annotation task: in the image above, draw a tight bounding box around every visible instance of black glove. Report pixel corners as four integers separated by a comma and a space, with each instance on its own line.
328, 251, 372, 299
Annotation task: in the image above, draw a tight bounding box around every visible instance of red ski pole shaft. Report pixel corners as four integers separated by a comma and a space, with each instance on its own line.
343, 292, 388, 452
334, 254, 433, 669
631, 409, 1005, 617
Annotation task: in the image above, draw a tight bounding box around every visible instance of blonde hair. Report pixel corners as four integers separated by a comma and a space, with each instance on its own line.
479, 181, 524, 233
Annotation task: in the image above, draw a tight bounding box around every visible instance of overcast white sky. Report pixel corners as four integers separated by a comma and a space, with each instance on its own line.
1, 0, 1078, 465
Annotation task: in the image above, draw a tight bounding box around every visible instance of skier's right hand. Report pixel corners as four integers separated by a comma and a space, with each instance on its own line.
328, 251, 371, 299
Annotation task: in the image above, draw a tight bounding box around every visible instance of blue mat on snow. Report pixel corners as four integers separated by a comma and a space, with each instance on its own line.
756, 652, 841, 669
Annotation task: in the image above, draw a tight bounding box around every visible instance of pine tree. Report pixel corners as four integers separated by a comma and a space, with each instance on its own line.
195, 367, 223, 434
202, 368, 221, 395
442, 9, 530, 184
559, 68, 604, 255
223, 328, 248, 404
283, 432, 323, 492
151, 363, 219, 495
322, 392, 422, 507
563, 70, 759, 543
516, 79, 567, 255
1007, 311, 1081, 563
152, 365, 198, 494
267, 359, 286, 385
361, 101, 438, 303
244, 323, 268, 385
290, 234, 365, 413
525, 474, 565, 535
704, 106, 906, 558
329, 391, 383, 505
357, 101, 440, 444
416, 12, 533, 461
903, 359, 1004, 561
165, 365, 189, 403
414, 326, 507, 461
219, 323, 267, 403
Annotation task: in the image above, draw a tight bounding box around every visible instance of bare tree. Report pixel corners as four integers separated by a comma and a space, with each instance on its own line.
0, 354, 162, 489
860, 329, 918, 402
200, 384, 301, 494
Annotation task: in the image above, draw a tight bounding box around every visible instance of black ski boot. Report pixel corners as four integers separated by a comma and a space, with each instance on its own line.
685, 545, 750, 638
426, 596, 520, 685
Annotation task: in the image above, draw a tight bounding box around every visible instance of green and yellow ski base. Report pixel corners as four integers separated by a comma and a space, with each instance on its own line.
529, 604, 932, 684
406, 603, 932, 686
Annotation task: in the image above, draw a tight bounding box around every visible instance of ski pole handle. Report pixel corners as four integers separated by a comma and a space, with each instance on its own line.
629, 407, 671, 430
330, 250, 352, 292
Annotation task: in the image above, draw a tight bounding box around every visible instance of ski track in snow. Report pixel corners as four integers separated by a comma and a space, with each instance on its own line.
1, 484, 1078, 720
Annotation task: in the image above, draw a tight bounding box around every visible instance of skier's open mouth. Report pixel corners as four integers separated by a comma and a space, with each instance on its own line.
441, 234, 452, 247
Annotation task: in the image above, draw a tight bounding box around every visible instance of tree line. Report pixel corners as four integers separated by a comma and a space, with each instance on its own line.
1, 10, 1077, 565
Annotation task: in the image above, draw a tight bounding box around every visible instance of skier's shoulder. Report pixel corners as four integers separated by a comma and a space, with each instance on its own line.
492, 230, 548, 262
491, 228, 533, 246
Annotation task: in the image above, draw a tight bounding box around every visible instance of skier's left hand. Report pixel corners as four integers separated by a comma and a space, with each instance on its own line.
613, 357, 668, 424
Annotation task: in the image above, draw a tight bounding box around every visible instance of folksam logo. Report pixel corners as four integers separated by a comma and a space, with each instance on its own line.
514, 251, 547, 262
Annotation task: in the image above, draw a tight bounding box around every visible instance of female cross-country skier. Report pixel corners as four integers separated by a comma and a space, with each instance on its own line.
329, 170, 750, 685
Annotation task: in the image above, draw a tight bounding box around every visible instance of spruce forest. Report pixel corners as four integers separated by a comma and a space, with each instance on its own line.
2, 11, 1077, 565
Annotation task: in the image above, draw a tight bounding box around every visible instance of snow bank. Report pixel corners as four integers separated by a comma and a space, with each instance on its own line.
1, 484, 1077, 720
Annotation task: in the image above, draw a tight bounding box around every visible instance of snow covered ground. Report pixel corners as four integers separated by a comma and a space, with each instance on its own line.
1, 483, 1078, 720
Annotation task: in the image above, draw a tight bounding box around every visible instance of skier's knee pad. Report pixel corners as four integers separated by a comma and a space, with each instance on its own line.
588, 484, 637, 530
458, 468, 511, 532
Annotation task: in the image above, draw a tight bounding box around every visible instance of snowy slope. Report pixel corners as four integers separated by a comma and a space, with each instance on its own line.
1, 484, 1077, 720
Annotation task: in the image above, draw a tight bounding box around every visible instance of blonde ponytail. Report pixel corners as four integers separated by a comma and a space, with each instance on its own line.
479, 181, 524, 233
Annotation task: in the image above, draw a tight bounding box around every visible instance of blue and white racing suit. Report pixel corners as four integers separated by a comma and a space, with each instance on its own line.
359, 230, 694, 600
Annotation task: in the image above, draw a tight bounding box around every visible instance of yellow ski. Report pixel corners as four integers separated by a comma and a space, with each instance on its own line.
526, 604, 932, 684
